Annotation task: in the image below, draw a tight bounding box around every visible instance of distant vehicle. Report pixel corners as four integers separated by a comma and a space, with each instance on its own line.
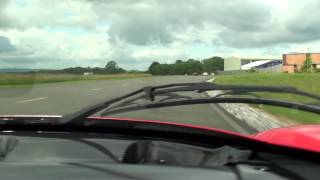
192, 72, 198, 76
83, 72, 94, 76
202, 72, 208, 76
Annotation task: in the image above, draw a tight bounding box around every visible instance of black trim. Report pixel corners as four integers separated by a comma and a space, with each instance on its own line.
0, 121, 320, 164
101, 97, 320, 116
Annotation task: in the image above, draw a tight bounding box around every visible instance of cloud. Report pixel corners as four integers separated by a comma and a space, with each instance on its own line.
1, 0, 97, 29
2, 0, 320, 69
91, 0, 272, 46
0, 0, 11, 28
217, 0, 320, 48
0, 36, 16, 53
285, 1, 320, 40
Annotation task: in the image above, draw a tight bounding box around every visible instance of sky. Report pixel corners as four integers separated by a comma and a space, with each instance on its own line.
0, 0, 320, 70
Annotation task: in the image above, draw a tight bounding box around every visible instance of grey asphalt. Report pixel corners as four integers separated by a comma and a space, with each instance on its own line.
0, 76, 249, 133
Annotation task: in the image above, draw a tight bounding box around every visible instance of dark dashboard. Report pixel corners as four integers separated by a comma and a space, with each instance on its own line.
0, 133, 318, 180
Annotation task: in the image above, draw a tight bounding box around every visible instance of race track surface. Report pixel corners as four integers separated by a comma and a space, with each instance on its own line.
0, 76, 250, 133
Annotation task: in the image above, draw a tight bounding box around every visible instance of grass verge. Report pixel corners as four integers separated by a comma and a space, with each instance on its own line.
214, 73, 320, 124
0, 73, 150, 86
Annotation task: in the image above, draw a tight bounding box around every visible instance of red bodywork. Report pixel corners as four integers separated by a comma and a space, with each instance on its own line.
90, 116, 320, 153
252, 125, 320, 153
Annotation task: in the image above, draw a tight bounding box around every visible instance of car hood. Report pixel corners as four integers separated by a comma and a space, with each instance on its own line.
0, 115, 320, 153
252, 124, 320, 153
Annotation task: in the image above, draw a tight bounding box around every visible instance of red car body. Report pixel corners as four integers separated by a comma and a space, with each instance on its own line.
89, 116, 320, 153
252, 125, 320, 153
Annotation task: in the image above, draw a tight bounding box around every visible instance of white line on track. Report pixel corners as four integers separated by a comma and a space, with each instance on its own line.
16, 97, 48, 104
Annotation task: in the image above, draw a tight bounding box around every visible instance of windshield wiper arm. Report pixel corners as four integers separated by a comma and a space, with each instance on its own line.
105, 92, 192, 113
59, 82, 320, 125
100, 97, 320, 116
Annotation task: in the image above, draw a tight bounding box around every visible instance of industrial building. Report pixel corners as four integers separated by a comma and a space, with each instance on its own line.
224, 57, 282, 72
282, 53, 320, 73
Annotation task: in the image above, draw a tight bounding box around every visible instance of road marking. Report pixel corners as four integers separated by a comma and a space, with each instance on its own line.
91, 88, 104, 91
16, 97, 48, 104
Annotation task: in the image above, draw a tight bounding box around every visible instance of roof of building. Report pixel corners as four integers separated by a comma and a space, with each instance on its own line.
283, 52, 320, 55
241, 60, 273, 70
225, 57, 281, 61
241, 58, 281, 61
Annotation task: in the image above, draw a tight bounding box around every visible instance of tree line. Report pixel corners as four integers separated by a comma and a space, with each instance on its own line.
38, 61, 129, 74
148, 56, 224, 75
35, 56, 224, 75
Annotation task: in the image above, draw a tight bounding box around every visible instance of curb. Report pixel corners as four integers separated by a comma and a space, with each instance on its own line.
205, 78, 293, 132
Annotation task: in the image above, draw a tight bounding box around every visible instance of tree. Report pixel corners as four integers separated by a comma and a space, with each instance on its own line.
105, 61, 125, 74
189, 60, 203, 74
302, 53, 313, 73
148, 61, 160, 75
147, 57, 225, 75
105, 61, 117, 71
148, 59, 203, 75
175, 60, 183, 64
202, 56, 224, 73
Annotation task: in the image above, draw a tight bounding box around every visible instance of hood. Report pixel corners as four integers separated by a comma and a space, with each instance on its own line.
252, 125, 320, 153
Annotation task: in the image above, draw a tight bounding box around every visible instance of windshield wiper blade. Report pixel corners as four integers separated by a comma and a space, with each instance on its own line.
59, 82, 320, 125
105, 92, 192, 113
100, 97, 320, 116
152, 83, 320, 100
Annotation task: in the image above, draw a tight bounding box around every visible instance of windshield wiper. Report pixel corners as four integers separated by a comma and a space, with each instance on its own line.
59, 82, 320, 125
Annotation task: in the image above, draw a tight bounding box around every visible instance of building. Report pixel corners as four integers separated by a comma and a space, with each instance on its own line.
282, 53, 320, 73
241, 60, 282, 72
224, 57, 242, 71
224, 57, 282, 71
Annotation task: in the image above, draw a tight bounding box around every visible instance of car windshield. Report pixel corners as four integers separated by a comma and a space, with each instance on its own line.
1, 0, 320, 135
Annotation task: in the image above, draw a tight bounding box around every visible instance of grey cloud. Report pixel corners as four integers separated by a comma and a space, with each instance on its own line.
285, 1, 320, 39
0, 0, 97, 30
218, 0, 320, 48
92, 0, 271, 45
95, 0, 320, 48
0, 36, 17, 53
203, 1, 271, 32
4, 0, 320, 68
108, 16, 173, 45
0, 0, 11, 28
218, 30, 278, 48
219, 20, 320, 49
0, 0, 289, 48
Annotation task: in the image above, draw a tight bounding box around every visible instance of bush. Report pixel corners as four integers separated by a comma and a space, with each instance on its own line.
246, 69, 257, 73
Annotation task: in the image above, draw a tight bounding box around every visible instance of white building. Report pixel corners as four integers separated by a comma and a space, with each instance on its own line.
224, 57, 282, 71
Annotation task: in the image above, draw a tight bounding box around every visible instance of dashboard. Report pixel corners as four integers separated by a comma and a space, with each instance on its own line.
0, 133, 318, 180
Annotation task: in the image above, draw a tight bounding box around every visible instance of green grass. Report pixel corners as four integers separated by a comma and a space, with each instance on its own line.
215, 73, 320, 124
0, 73, 150, 86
